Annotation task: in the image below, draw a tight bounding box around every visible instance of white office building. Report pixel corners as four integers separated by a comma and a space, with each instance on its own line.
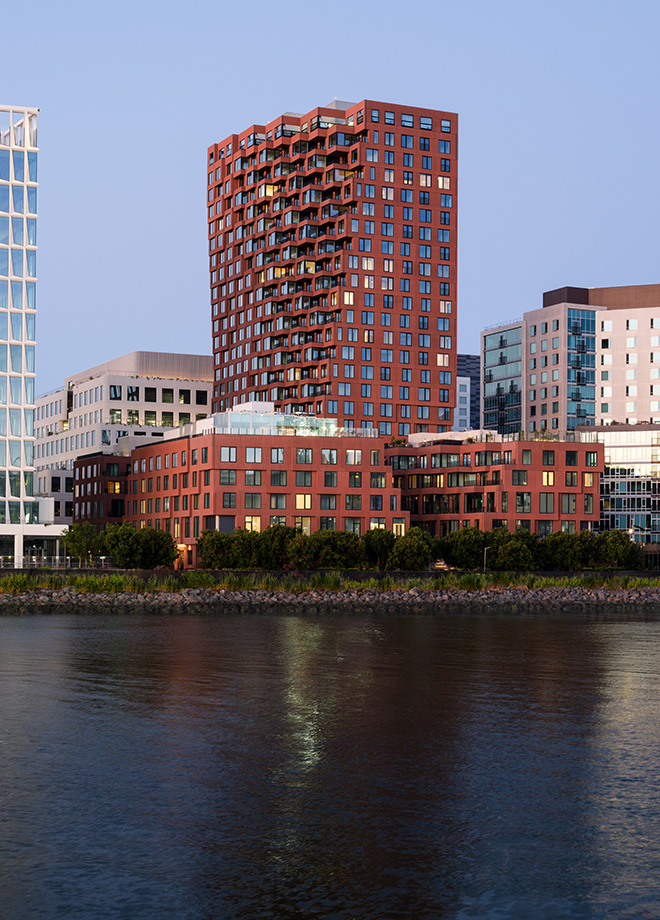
36, 351, 214, 527
0, 104, 62, 563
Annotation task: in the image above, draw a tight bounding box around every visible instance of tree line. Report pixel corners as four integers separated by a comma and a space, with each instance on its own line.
63, 522, 178, 569
197, 524, 644, 571
63, 521, 644, 571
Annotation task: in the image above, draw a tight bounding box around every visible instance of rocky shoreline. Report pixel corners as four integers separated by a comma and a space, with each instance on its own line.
2, 584, 660, 614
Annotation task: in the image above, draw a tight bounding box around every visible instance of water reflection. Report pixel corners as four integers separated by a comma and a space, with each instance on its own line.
0, 613, 659, 919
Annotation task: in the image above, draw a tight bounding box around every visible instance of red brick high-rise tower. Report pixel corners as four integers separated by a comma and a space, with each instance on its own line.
207, 99, 457, 437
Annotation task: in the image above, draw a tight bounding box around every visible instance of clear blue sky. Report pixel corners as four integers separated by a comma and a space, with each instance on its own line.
4, 0, 660, 393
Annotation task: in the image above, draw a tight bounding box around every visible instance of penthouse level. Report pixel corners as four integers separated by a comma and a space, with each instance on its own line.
388, 432, 603, 538
208, 99, 457, 437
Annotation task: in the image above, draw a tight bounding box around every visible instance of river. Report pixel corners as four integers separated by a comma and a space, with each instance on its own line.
1, 611, 659, 919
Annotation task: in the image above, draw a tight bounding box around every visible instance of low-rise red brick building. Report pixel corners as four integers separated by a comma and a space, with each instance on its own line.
72, 452, 132, 531
73, 410, 605, 566
388, 434, 603, 537
113, 409, 407, 566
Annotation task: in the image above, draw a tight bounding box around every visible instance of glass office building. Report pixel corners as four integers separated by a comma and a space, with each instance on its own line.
0, 105, 42, 561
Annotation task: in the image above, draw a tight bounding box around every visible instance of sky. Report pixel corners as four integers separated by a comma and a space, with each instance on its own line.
3, 0, 660, 394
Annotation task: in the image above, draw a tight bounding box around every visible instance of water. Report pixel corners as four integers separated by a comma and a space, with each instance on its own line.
1, 611, 660, 919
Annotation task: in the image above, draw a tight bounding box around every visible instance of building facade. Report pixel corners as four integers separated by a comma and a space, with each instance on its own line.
208, 99, 457, 437
482, 284, 660, 437
36, 351, 213, 528
578, 423, 660, 543
454, 353, 480, 430
106, 407, 408, 566
71, 450, 132, 534
0, 104, 61, 562
389, 433, 603, 538
481, 291, 597, 436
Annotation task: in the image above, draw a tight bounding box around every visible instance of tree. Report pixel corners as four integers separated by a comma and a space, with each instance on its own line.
254, 525, 300, 569
62, 522, 102, 559
490, 533, 535, 571
134, 527, 178, 568
361, 528, 395, 570
103, 522, 140, 568
444, 526, 486, 570
287, 533, 315, 570
541, 531, 580, 571
595, 529, 644, 570
387, 527, 434, 571
233, 528, 261, 568
309, 530, 361, 569
197, 530, 237, 569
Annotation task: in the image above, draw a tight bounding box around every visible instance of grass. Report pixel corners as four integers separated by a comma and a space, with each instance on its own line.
0, 569, 659, 595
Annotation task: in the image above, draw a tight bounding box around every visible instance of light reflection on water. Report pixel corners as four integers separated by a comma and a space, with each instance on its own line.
0, 612, 660, 918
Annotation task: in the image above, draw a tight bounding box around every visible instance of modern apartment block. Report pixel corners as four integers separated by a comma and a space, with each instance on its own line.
390, 432, 603, 537
482, 283, 660, 436
574, 423, 660, 543
36, 351, 213, 527
99, 405, 410, 566
207, 99, 457, 438
453, 353, 480, 430
0, 105, 59, 562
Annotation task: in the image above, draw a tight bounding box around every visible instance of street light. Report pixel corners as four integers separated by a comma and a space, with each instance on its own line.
483, 545, 489, 573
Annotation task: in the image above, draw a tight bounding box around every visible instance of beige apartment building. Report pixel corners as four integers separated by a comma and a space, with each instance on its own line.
482, 283, 660, 435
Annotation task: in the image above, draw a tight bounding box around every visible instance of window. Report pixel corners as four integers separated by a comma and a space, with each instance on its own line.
271, 447, 284, 464
512, 470, 527, 485
346, 494, 362, 510
565, 471, 578, 487
270, 494, 286, 509
245, 493, 261, 509
296, 471, 312, 487
516, 493, 531, 514
245, 446, 262, 463
220, 446, 236, 463
324, 471, 337, 487
542, 471, 555, 486
296, 448, 313, 464
245, 470, 261, 486
219, 469, 236, 485
109, 385, 122, 400
566, 451, 578, 467
539, 493, 554, 514
223, 492, 236, 508
271, 470, 287, 486
561, 493, 577, 514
